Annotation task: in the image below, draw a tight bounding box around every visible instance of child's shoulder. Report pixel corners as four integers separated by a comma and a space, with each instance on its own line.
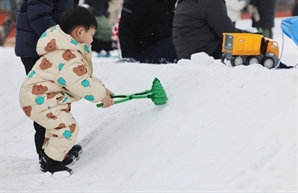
40, 49, 83, 64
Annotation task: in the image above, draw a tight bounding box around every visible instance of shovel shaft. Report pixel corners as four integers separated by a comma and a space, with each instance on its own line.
96, 93, 152, 108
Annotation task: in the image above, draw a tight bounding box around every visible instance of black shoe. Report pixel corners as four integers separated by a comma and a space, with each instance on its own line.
61, 151, 78, 166
70, 144, 83, 155
277, 62, 293, 69
39, 150, 73, 175
61, 144, 82, 166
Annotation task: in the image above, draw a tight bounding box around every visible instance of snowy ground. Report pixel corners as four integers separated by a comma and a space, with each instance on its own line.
0, 18, 297, 192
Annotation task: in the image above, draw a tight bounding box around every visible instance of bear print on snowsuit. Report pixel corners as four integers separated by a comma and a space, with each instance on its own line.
44, 38, 58, 51
39, 58, 53, 70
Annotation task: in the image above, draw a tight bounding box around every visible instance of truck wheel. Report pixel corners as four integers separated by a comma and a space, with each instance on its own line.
248, 57, 259, 65
262, 57, 274, 69
231, 56, 243, 66
221, 53, 226, 64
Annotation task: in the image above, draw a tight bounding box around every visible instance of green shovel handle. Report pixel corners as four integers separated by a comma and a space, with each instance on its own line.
96, 96, 130, 108
96, 93, 152, 108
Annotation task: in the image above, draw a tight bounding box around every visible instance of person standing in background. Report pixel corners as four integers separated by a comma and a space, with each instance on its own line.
14, 0, 82, 168
292, 0, 298, 16
173, 0, 247, 60
248, 0, 277, 39
83, 0, 123, 25
118, 0, 177, 64
84, 0, 109, 17
84, 4, 114, 57
226, 0, 248, 26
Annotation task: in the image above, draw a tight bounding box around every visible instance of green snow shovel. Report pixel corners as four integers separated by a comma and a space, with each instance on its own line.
96, 78, 168, 108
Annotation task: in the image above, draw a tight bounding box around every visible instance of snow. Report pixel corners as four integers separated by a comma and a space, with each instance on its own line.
1, 18, 297, 192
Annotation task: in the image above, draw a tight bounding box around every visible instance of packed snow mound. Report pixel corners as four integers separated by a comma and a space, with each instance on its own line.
1, 17, 297, 192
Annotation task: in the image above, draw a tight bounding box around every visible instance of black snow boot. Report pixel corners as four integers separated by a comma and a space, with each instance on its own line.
39, 150, 73, 175
61, 144, 83, 166
70, 144, 83, 155
61, 151, 78, 166
277, 61, 294, 69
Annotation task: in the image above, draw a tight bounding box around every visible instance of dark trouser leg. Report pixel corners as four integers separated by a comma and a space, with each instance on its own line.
21, 57, 39, 74
262, 28, 273, 39
33, 122, 46, 154
136, 37, 178, 64
211, 44, 223, 60
91, 38, 113, 53
258, 27, 273, 39
21, 57, 45, 154
293, 3, 298, 16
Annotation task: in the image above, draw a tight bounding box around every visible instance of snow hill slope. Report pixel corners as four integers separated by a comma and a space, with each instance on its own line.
1, 18, 297, 192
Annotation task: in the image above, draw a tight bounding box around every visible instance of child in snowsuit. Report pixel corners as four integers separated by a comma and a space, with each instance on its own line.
19, 6, 114, 175
15, 0, 81, 166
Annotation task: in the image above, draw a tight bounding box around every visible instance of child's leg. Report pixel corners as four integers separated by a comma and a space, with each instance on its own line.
33, 122, 46, 154
37, 105, 79, 162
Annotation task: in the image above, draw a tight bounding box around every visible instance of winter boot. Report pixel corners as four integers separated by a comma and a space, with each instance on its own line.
70, 144, 83, 156
39, 150, 73, 175
61, 144, 82, 166
61, 151, 79, 166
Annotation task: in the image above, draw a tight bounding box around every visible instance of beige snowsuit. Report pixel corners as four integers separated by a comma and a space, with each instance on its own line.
19, 25, 107, 161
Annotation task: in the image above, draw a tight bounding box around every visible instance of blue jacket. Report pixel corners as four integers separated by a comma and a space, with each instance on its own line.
15, 0, 79, 58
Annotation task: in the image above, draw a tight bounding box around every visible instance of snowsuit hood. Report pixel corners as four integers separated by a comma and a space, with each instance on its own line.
36, 25, 93, 72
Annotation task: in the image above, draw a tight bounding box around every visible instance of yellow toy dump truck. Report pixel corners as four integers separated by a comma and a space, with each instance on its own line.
221, 33, 280, 69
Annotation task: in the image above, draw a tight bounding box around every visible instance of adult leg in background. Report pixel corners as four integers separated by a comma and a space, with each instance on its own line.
136, 37, 178, 64
262, 28, 273, 39
91, 38, 113, 54
258, 27, 273, 39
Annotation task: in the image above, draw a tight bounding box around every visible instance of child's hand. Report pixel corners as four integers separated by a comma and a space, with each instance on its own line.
105, 87, 114, 96
101, 95, 114, 108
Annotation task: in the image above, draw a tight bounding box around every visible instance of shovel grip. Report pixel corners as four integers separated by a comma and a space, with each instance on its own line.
96, 98, 128, 108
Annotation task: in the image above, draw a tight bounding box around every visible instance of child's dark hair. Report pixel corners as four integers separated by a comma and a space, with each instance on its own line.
60, 6, 97, 34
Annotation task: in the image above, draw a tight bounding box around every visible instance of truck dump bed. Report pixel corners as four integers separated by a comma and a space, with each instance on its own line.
222, 33, 263, 56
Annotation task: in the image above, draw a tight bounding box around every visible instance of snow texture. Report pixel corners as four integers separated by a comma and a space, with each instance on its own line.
0, 18, 297, 192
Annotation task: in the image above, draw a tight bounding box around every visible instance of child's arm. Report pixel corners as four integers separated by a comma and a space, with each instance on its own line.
88, 76, 115, 107
101, 95, 114, 108
98, 87, 115, 108
105, 87, 114, 96
92, 76, 114, 96
59, 62, 108, 103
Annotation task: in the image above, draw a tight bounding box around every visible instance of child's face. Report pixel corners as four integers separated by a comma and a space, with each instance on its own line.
75, 27, 96, 45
